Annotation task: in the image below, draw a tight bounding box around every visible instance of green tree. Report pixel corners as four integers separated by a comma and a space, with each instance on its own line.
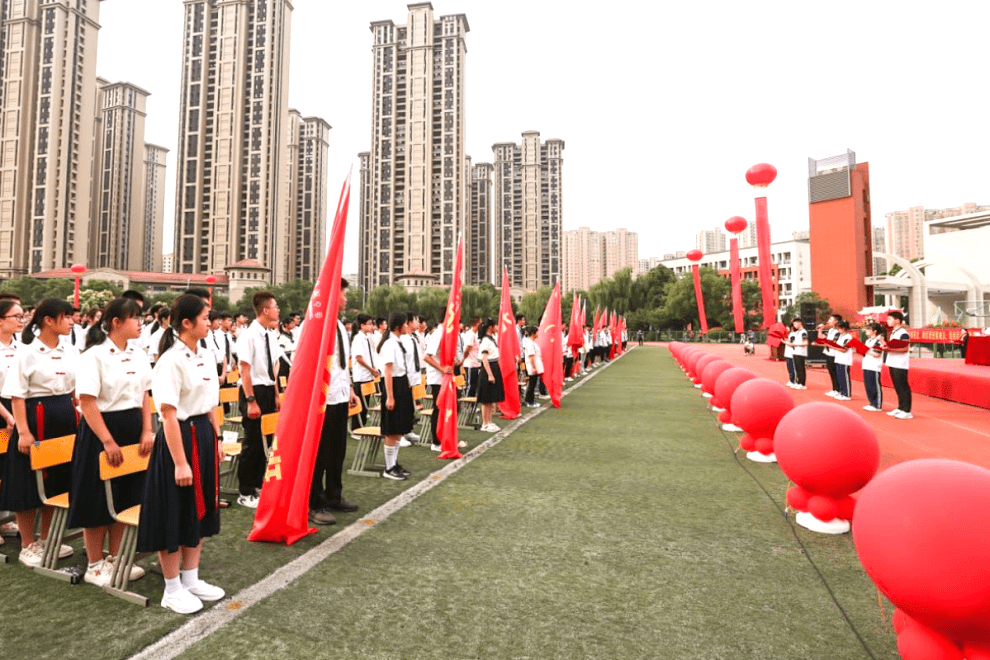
740, 279, 763, 331
149, 291, 181, 308
0, 276, 74, 306
76, 289, 115, 311
415, 287, 450, 322
663, 267, 730, 330
344, 287, 364, 316
366, 284, 417, 319
631, 265, 676, 313
235, 279, 315, 317
460, 284, 500, 322
519, 285, 553, 324
783, 291, 832, 325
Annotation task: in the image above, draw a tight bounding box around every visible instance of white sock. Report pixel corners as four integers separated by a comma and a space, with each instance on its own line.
180, 567, 199, 588
383, 444, 398, 469
165, 576, 183, 594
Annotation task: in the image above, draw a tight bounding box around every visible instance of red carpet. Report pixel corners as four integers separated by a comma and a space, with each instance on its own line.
850, 356, 990, 410
658, 343, 990, 473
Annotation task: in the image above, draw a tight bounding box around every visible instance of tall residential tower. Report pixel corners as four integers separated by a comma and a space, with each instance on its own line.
360, 3, 470, 293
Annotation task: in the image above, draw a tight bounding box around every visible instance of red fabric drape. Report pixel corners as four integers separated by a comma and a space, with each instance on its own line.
692, 264, 709, 334
730, 236, 744, 333
754, 195, 776, 328
436, 239, 464, 460
497, 269, 521, 420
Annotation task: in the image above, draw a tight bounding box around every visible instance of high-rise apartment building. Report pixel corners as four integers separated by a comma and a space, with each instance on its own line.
470, 162, 493, 284
359, 3, 470, 293
872, 225, 887, 276
172, 0, 294, 279
91, 81, 153, 271
0, 0, 103, 276
737, 221, 758, 249
696, 227, 726, 254
885, 205, 926, 261
284, 111, 331, 282
562, 226, 637, 294
143, 144, 168, 272
493, 131, 564, 292
162, 252, 175, 273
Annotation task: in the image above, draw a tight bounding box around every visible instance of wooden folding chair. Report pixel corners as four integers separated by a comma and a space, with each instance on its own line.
225, 368, 240, 385
217, 404, 242, 492
30, 434, 77, 580
98, 445, 151, 606
0, 428, 9, 563
455, 373, 479, 429
348, 411, 383, 478
219, 386, 242, 435
261, 412, 278, 459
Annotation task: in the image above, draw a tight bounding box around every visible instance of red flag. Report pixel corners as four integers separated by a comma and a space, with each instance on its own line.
436, 240, 464, 460
537, 282, 564, 408
248, 173, 350, 544
567, 293, 583, 375
497, 268, 521, 420
592, 307, 601, 336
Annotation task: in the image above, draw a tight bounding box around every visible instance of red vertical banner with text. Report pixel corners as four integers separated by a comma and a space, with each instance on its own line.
497, 269, 521, 420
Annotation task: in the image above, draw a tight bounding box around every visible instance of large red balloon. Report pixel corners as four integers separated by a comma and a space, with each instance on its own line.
729, 378, 794, 439
700, 360, 733, 395
713, 368, 756, 415
897, 625, 963, 660
692, 353, 719, 384
853, 459, 990, 644
774, 402, 880, 498
685, 350, 704, 378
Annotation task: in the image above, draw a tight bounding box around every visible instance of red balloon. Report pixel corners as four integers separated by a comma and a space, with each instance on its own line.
787, 486, 809, 511
897, 625, 963, 660
745, 163, 778, 187
686, 249, 703, 262
774, 402, 880, 498
808, 495, 838, 522
685, 351, 704, 379
893, 609, 914, 634
701, 360, 733, 395
729, 378, 794, 439
710, 397, 722, 408
713, 368, 757, 415
836, 495, 856, 522
963, 642, 990, 660
692, 354, 719, 384
853, 459, 990, 644
754, 437, 774, 455
739, 434, 756, 452
724, 216, 748, 235
718, 410, 731, 424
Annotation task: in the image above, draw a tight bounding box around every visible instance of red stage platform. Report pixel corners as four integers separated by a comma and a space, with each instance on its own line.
849, 355, 990, 410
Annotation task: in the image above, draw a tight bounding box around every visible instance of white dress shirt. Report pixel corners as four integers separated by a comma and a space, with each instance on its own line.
0, 336, 20, 397
2, 338, 77, 398
401, 333, 422, 386
325, 320, 351, 406
379, 335, 407, 378
152, 341, 220, 421
834, 333, 854, 366
351, 331, 376, 383
235, 320, 283, 387
76, 339, 153, 412
424, 327, 444, 386
885, 327, 910, 369
479, 335, 500, 362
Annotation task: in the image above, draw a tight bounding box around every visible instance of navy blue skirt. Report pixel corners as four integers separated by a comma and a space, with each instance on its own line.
477, 367, 505, 404
381, 376, 413, 436
137, 414, 220, 553
0, 394, 77, 512
67, 408, 145, 529
0, 397, 10, 479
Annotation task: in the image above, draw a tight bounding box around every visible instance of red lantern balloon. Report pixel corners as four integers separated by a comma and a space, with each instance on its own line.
745, 163, 778, 187
853, 459, 990, 645
685, 350, 704, 379
692, 353, 719, 384
836, 496, 856, 522
701, 360, 733, 395
713, 368, 757, 416
686, 249, 703, 262
729, 378, 794, 440
774, 402, 880, 498
724, 216, 748, 235
893, 609, 914, 634
754, 437, 774, 456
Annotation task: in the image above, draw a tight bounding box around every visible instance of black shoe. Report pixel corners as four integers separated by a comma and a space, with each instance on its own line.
382, 466, 408, 481
328, 498, 359, 513
394, 463, 411, 477
308, 509, 337, 525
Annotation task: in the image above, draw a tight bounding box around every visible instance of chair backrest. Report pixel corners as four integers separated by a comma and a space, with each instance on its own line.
226, 368, 239, 384
360, 381, 377, 397
215, 405, 225, 426
373, 376, 381, 384
411, 383, 427, 401
218, 387, 239, 404
30, 434, 76, 470
99, 444, 151, 480
261, 412, 279, 436
348, 397, 363, 417
149, 397, 158, 414
0, 427, 9, 454
454, 374, 466, 389
279, 376, 288, 389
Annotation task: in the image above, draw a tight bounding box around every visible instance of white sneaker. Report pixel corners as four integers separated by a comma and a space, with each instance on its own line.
894, 411, 914, 420
458, 440, 467, 448
42, 540, 73, 559
785, 382, 795, 388
85, 560, 113, 587
161, 587, 204, 614
237, 494, 260, 509
430, 443, 441, 452
886, 409, 902, 417
0, 520, 18, 537
483, 423, 499, 433
398, 438, 412, 448
186, 579, 225, 601
862, 405, 879, 412
565, 377, 573, 382
105, 554, 146, 581
795, 385, 807, 390
824, 391, 837, 397
19, 541, 44, 567
404, 433, 421, 443
835, 395, 851, 401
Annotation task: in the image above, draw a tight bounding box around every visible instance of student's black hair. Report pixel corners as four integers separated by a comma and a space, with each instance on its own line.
184, 287, 211, 301
149, 306, 171, 335
836, 320, 851, 331
867, 321, 886, 340
208, 309, 220, 322
279, 315, 295, 336
22, 297, 73, 345
0, 291, 21, 303
377, 311, 408, 353
830, 314, 844, 322
888, 310, 905, 323
375, 317, 386, 327
0, 299, 22, 325
354, 313, 373, 340
219, 311, 232, 321
85, 297, 142, 350
159, 294, 209, 356
515, 313, 525, 323
149, 302, 165, 316
121, 289, 146, 308
525, 325, 538, 337
479, 317, 498, 338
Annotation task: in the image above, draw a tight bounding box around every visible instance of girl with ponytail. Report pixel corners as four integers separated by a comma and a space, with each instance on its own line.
137, 294, 225, 614
0, 297, 78, 567
68, 297, 154, 586
378, 312, 413, 480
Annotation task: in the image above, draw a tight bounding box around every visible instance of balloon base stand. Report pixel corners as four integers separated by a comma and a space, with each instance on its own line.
693, 384, 702, 389
721, 423, 742, 432
702, 392, 713, 398
711, 406, 726, 413
795, 512, 850, 535
746, 451, 777, 463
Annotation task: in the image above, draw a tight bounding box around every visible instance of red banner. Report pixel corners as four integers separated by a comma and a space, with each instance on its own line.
692, 264, 709, 334
497, 269, 521, 420
907, 328, 964, 343
248, 173, 350, 544
754, 195, 777, 328
537, 283, 563, 408
436, 239, 464, 460
729, 236, 744, 333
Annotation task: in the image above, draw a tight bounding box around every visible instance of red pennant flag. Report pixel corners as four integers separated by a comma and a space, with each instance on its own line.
436, 239, 464, 460
497, 268, 521, 420
567, 293, 583, 376
592, 307, 601, 336
537, 282, 564, 408
248, 173, 351, 544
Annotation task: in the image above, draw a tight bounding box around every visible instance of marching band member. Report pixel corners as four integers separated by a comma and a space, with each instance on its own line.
137, 294, 224, 614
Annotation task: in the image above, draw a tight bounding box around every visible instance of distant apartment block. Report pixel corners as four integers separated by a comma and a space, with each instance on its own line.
359, 3, 470, 293
285, 111, 331, 282
471, 162, 494, 284
885, 202, 990, 261
872, 225, 887, 276
163, 252, 175, 274
737, 221, 758, 249
562, 226, 638, 293
696, 228, 726, 254
493, 131, 564, 292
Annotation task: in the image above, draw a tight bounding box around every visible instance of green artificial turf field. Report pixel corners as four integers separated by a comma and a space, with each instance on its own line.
1, 348, 900, 660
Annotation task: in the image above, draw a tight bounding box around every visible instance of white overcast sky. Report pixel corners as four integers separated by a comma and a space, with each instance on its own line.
96, 1, 990, 275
